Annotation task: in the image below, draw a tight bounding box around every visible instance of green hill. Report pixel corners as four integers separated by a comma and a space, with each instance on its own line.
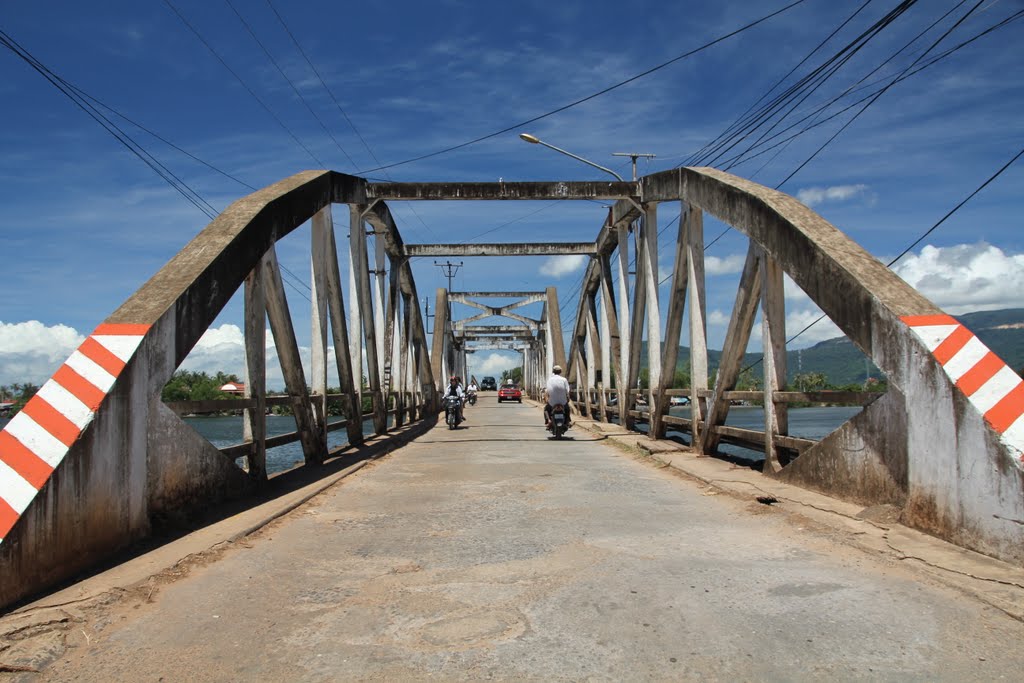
643, 308, 1024, 387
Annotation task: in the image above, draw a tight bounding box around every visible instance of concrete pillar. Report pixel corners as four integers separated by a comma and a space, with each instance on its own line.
243, 256, 267, 482
263, 246, 322, 465
761, 250, 788, 473
699, 243, 762, 454
686, 207, 708, 447
311, 207, 331, 453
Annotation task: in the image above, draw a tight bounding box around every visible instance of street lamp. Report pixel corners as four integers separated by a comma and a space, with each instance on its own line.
518, 133, 625, 182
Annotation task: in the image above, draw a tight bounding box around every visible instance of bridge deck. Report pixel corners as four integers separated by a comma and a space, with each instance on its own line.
37, 397, 1023, 680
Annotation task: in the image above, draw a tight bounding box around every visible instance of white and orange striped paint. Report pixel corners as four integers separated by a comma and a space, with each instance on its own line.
0, 323, 150, 543
903, 314, 1024, 469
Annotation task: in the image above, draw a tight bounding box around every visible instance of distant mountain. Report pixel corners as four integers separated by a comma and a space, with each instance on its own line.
642, 308, 1024, 387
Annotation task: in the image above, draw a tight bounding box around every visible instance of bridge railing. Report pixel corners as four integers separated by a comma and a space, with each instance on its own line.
0, 171, 440, 608
564, 167, 1024, 566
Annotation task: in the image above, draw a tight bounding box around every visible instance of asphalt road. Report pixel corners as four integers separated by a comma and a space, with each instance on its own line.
43, 395, 1023, 681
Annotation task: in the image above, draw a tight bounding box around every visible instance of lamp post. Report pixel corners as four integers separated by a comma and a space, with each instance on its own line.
519, 133, 625, 182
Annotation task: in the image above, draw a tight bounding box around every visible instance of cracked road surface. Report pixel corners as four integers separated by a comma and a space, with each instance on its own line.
38, 397, 1024, 681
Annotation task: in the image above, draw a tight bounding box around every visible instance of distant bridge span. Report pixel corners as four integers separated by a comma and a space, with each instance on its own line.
0, 168, 1021, 608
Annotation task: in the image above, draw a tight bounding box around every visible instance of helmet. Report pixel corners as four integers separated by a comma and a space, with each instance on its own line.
552, 365, 563, 374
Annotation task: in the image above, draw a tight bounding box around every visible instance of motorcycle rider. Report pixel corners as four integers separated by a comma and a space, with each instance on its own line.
467, 379, 478, 405
543, 365, 571, 429
445, 375, 466, 422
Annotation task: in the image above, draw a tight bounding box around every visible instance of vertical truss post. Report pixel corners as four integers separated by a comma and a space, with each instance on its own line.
545, 286, 566, 372
625, 218, 649, 431
656, 205, 691, 440
263, 246, 323, 465
399, 291, 413, 425
243, 256, 267, 483
761, 250, 788, 473
699, 243, 762, 454
598, 254, 623, 422
598, 285, 611, 422
351, 205, 385, 435
373, 229, 387, 391
348, 207, 364, 412
431, 288, 449, 397
324, 217, 361, 447
686, 207, 709, 446
615, 223, 632, 423
384, 254, 401, 425
639, 204, 663, 439
311, 207, 331, 454
585, 292, 602, 419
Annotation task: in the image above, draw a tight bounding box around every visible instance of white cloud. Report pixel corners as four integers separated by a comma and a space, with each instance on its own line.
893, 243, 1024, 314
540, 255, 587, 278
796, 184, 868, 207
468, 352, 520, 378
0, 321, 85, 386
705, 254, 745, 275
707, 310, 731, 327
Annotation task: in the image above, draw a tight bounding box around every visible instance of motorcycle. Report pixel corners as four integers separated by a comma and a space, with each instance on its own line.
466, 389, 477, 406
548, 404, 570, 439
444, 395, 463, 429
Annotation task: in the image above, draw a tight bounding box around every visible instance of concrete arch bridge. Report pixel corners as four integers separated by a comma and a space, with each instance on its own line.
1, 167, 1021, 609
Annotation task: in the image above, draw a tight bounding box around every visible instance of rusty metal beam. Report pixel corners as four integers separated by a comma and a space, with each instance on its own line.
405, 243, 595, 257
366, 181, 638, 201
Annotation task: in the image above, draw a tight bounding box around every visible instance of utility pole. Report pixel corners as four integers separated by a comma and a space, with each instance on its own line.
612, 152, 656, 180
434, 260, 463, 292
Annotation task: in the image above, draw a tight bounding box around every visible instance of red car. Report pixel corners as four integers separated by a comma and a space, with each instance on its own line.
497, 384, 522, 403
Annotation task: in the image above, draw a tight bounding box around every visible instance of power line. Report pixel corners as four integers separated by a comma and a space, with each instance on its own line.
260, 0, 440, 240
720, 6, 1024, 172
745, 143, 1023, 372
224, 0, 358, 171
775, 0, 987, 189
161, 0, 326, 168
360, 0, 812, 174
0, 29, 319, 307
0, 30, 219, 220
64, 84, 259, 192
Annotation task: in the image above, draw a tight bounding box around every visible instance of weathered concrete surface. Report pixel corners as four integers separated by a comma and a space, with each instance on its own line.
17, 397, 1023, 681
632, 167, 1024, 565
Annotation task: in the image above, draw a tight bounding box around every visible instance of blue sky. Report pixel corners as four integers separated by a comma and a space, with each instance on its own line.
1, 0, 1022, 387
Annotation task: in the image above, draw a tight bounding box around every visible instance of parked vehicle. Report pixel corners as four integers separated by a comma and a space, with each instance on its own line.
548, 404, 570, 439
480, 377, 497, 391
444, 395, 463, 429
497, 384, 522, 403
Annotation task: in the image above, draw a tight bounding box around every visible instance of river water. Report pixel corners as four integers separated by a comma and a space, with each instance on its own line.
0, 405, 861, 474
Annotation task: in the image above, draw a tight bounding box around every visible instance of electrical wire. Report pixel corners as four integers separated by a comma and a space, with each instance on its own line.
261, 0, 439, 241
224, 0, 358, 170
360, 0, 812, 174
161, 0, 326, 168
0, 30, 219, 220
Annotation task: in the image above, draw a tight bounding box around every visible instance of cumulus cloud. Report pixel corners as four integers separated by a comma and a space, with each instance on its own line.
468, 352, 520, 378
893, 243, 1024, 314
705, 254, 745, 275
0, 321, 85, 385
540, 255, 587, 278
796, 184, 868, 207
707, 306, 841, 350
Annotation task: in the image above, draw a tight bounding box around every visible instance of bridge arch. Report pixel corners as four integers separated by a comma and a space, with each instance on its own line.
1, 166, 1021, 609
568, 166, 1023, 564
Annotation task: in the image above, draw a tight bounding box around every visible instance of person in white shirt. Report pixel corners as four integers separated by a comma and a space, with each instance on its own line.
543, 365, 571, 427
445, 375, 466, 421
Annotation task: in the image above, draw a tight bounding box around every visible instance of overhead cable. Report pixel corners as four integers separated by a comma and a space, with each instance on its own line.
360, 0, 812, 174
